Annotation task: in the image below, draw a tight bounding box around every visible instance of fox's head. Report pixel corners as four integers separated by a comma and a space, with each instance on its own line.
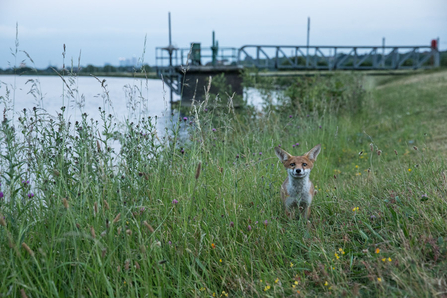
274, 144, 321, 179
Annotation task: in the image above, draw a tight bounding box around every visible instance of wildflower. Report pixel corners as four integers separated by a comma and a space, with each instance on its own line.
213, 293, 216, 297
319, 125, 322, 128
211, 243, 216, 249
355, 173, 361, 176
355, 165, 359, 168
335, 253, 340, 259
294, 281, 298, 285
212, 128, 216, 132
377, 277, 382, 282
352, 207, 359, 212
324, 281, 328, 286
200, 287, 206, 291
289, 115, 293, 118
172, 199, 178, 204
220, 259, 222, 263
183, 117, 187, 121
296, 143, 300, 146
27, 193, 34, 198
275, 278, 279, 283
0, 192, 4, 198
248, 225, 252, 231
181, 149, 185, 154
388, 257, 392, 262
230, 221, 234, 227
394, 149, 398, 155
236, 154, 239, 159
221, 291, 228, 297
259, 152, 262, 155
264, 220, 268, 226
382, 258, 386, 262
408, 168, 412, 172
375, 248, 380, 254
290, 262, 294, 267
263, 285, 271, 291
22, 180, 29, 184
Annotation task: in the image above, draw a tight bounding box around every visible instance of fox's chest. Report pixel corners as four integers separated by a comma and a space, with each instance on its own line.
282, 178, 313, 207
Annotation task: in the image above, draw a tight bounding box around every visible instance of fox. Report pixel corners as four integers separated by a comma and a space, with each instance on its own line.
274, 144, 321, 220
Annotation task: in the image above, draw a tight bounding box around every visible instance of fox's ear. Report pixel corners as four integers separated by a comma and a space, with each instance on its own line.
305, 144, 321, 161
274, 147, 291, 162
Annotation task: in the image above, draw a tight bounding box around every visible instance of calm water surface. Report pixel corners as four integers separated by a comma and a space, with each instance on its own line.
0, 75, 264, 133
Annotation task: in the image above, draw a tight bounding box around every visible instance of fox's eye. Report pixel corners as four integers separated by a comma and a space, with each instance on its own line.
302, 163, 307, 167
290, 163, 296, 167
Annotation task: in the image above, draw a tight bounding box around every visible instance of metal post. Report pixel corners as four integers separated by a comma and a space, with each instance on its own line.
306, 17, 310, 68
168, 12, 173, 104
434, 37, 440, 67
382, 37, 385, 68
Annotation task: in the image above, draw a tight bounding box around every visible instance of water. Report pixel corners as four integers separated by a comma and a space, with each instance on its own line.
0, 74, 266, 132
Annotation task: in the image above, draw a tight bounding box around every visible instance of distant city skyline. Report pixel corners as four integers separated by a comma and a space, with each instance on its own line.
1, 0, 446, 69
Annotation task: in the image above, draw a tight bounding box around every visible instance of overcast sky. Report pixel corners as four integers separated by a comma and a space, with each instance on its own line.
1, 0, 446, 69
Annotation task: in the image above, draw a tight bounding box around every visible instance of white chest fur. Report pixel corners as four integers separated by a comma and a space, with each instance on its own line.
285, 175, 312, 209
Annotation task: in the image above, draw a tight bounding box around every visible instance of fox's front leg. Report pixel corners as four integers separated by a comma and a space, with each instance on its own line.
299, 202, 310, 220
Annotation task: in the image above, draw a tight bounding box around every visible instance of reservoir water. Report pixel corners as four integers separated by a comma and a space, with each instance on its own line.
0, 75, 265, 133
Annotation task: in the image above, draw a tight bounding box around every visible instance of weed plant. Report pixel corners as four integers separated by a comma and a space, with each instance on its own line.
0, 69, 446, 297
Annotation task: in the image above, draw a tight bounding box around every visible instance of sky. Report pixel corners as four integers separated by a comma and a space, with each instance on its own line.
1, 0, 446, 69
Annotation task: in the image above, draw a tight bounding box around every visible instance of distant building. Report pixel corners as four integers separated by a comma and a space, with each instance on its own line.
118, 56, 139, 67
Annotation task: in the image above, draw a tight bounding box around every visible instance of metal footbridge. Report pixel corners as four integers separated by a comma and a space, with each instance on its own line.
156, 43, 441, 96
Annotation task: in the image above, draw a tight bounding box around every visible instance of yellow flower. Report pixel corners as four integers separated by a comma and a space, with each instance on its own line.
335, 253, 340, 259
355, 165, 359, 168
294, 281, 298, 285
200, 287, 206, 291
377, 278, 382, 282
352, 207, 359, 211
292, 285, 296, 288
290, 262, 294, 267
211, 243, 216, 249
338, 248, 343, 252
408, 168, 412, 172
275, 278, 279, 283
355, 172, 361, 176
264, 285, 271, 291
219, 259, 222, 263
260, 280, 263, 283
388, 257, 392, 262
324, 281, 328, 286
221, 291, 228, 297
213, 293, 216, 297
375, 248, 380, 254
382, 258, 386, 262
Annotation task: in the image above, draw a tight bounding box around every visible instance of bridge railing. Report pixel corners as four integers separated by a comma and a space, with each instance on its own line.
155, 46, 238, 68
237, 45, 440, 70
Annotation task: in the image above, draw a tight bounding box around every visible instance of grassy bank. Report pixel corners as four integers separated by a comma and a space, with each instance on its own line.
0, 70, 446, 297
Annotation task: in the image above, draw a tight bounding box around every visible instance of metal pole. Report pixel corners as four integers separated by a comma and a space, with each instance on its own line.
435, 37, 440, 67
382, 37, 385, 68
306, 17, 310, 68
168, 12, 173, 104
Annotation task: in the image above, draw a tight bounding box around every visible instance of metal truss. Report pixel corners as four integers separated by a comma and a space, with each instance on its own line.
237, 45, 440, 70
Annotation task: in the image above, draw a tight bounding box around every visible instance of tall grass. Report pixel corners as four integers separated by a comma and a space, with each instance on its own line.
0, 69, 446, 297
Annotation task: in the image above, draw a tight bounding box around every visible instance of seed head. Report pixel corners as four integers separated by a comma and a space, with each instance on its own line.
143, 221, 155, 233
21, 242, 34, 257
112, 213, 121, 224
62, 198, 69, 209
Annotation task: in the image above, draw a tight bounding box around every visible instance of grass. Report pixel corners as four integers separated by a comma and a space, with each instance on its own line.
0, 69, 446, 297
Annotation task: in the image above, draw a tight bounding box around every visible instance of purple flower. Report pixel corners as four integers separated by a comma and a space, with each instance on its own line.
181, 149, 185, 154
236, 154, 239, 159
172, 199, 178, 204
319, 125, 322, 128
247, 225, 252, 231
189, 121, 193, 125
22, 180, 29, 185
296, 143, 300, 146
27, 193, 34, 198
212, 128, 216, 132
183, 117, 188, 121
278, 144, 281, 147
255, 221, 258, 225
259, 152, 262, 155
264, 220, 268, 226
0, 192, 3, 198
168, 241, 172, 245
230, 221, 234, 227
422, 194, 428, 198
289, 115, 292, 118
